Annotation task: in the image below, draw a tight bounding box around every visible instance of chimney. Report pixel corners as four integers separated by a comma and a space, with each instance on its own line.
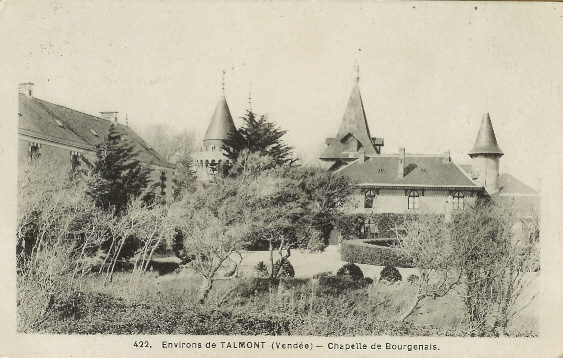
100, 111, 119, 123
397, 147, 405, 179
358, 149, 366, 163
443, 150, 451, 163
19, 83, 34, 98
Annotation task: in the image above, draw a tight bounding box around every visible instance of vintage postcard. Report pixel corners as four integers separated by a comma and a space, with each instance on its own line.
1, 1, 562, 357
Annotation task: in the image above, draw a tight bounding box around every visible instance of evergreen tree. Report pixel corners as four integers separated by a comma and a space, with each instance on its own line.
222, 110, 296, 173
173, 154, 197, 201
87, 124, 153, 216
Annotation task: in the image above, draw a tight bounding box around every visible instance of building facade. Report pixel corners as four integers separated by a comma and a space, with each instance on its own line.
320, 77, 539, 238
17, 83, 175, 201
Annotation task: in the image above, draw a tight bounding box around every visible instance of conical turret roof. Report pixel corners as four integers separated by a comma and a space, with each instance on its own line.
203, 96, 237, 141
469, 113, 504, 157
320, 82, 378, 159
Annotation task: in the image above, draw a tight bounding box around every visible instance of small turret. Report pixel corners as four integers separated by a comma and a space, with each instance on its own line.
469, 113, 503, 195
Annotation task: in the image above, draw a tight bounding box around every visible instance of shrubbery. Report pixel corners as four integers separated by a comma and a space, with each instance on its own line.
317, 275, 373, 296
380, 265, 402, 283
336, 263, 364, 280
340, 239, 413, 268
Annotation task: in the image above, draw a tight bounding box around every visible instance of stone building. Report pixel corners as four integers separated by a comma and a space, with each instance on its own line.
321, 77, 539, 238
17, 83, 175, 201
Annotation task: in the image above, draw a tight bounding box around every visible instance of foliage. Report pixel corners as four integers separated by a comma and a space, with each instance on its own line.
87, 124, 154, 216
272, 259, 295, 278
172, 154, 198, 201
335, 213, 415, 240
334, 213, 365, 240
397, 213, 462, 322
170, 177, 253, 302
450, 201, 540, 336
17, 160, 109, 330
317, 275, 373, 296
336, 263, 364, 280
397, 203, 540, 336
380, 266, 402, 283
340, 239, 412, 267
137, 123, 198, 164
223, 110, 296, 174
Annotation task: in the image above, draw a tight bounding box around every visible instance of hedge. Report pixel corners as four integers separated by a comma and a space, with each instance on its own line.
340, 239, 413, 268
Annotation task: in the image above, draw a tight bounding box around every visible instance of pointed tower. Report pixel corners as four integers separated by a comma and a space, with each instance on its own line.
194, 74, 238, 181
320, 75, 383, 168
468, 113, 504, 195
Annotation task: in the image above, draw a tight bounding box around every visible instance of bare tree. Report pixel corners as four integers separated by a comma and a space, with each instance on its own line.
170, 178, 251, 303
397, 213, 463, 322
137, 123, 198, 164
451, 201, 540, 336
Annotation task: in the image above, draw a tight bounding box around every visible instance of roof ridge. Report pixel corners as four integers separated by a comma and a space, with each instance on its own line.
32, 95, 112, 124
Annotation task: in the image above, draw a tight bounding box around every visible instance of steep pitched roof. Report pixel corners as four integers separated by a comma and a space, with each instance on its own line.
468, 113, 504, 156
203, 96, 237, 142
320, 82, 379, 160
338, 155, 479, 189
18, 93, 174, 168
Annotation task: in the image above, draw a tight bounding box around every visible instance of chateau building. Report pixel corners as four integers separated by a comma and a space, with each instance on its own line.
17, 83, 175, 201
321, 77, 539, 238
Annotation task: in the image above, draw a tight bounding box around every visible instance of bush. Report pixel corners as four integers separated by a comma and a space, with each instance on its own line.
272, 260, 295, 278
336, 263, 364, 280
255, 261, 269, 277
379, 266, 402, 283
306, 231, 325, 252
341, 239, 413, 268
317, 275, 373, 296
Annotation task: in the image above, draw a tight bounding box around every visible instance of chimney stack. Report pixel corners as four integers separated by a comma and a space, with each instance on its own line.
358, 149, 366, 163
443, 150, 451, 163
19, 83, 34, 98
397, 147, 405, 179
100, 111, 119, 123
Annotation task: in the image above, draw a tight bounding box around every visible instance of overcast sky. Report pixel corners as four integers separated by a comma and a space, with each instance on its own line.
2, 1, 562, 189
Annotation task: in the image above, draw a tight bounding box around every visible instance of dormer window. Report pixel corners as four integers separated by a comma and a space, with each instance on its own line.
55, 119, 64, 127
378, 168, 385, 173
90, 129, 98, 136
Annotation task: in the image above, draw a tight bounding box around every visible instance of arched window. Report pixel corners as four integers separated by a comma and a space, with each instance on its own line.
204, 160, 209, 167
408, 190, 419, 210
364, 189, 376, 209
363, 217, 378, 239
452, 191, 464, 210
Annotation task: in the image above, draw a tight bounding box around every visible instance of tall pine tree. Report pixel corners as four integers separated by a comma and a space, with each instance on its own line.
87, 124, 153, 216
222, 110, 296, 173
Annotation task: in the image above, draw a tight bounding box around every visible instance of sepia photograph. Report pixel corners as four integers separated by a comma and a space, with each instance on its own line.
1, 1, 562, 357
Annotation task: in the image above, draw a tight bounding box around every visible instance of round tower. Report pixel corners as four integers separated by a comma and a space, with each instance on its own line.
194, 73, 238, 181
468, 113, 504, 195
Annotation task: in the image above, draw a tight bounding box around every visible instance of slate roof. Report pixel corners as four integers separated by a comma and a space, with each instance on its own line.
498, 173, 538, 195
203, 96, 237, 142
469, 113, 504, 156
320, 82, 381, 160
18, 93, 174, 168
337, 155, 480, 189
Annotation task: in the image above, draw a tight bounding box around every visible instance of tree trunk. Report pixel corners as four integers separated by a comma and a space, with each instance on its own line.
199, 277, 214, 304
